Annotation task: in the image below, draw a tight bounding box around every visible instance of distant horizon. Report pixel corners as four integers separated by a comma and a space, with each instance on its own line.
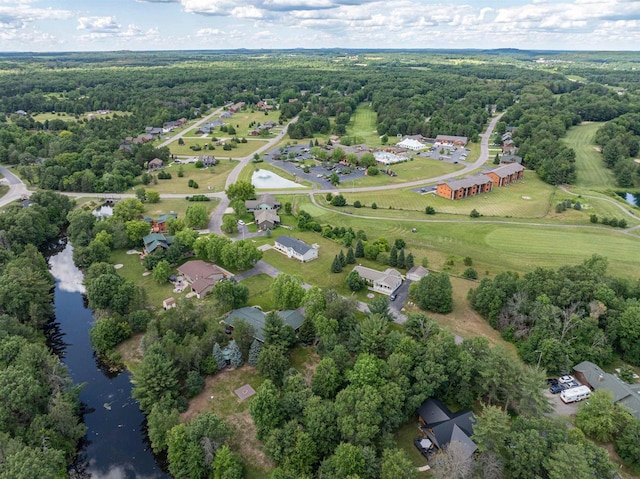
1, 0, 640, 53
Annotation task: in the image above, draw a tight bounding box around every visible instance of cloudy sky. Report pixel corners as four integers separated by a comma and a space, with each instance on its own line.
1, 0, 639, 51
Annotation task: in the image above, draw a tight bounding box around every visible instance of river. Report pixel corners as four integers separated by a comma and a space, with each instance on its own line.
49, 244, 168, 479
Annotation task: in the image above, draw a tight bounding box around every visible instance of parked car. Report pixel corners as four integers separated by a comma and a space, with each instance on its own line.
558, 375, 575, 384
565, 380, 580, 389
237, 220, 245, 226
546, 378, 559, 387
390, 294, 397, 301
549, 384, 565, 394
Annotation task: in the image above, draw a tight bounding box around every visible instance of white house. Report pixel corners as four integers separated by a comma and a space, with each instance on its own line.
397, 138, 426, 151
353, 266, 403, 295
274, 235, 318, 262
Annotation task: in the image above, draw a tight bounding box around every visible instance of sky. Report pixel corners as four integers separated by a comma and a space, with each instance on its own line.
1, 0, 640, 52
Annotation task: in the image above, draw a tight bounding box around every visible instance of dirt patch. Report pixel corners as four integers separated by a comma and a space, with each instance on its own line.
227, 412, 274, 471
635, 159, 640, 164
116, 333, 145, 367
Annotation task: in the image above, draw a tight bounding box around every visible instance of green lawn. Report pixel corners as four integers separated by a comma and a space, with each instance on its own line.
168, 138, 269, 158
141, 197, 217, 220
110, 249, 176, 308
349, 158, 463, 187
32, 110, 130, 122
240, 274, 275, 311
287, 195, 640, 279
345, 103, 383, 146
150, 160, 238, 194
393, 420, 429, 472
0, 184, 8, 200
562, 122, 615, 189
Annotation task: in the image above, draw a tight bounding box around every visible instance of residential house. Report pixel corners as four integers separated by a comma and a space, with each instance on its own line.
177, 260, 232, 299
500, 154, 523, 165
353, 266, 403, 295
397, 138, 426, 151
502, 143, 518, 155
145, 126, 163, 136
486, 163, 525, 187
254, 210, 280, 231
501, 132, 512, 142
245, 194, 281, 212
221, 111, 233, 119
435, 135, 468, 147
148, 158, 164, 170
416, 398, 477, 458
406, 265, 429, 282
15, 110, 27, 116
274, 235, 319, 262
146, 212, 177, 233
143, 233, 172, 255
436, 174, 493, 200
573, 361, 640, 419
223, 307, 305, 342
198, 155, 217, 167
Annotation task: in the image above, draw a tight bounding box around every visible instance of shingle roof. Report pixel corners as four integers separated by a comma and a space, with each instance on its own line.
245, 194, 280, 210
224, 307, 305, 342
574, 361, 640, 418
275, 235, 313, 255
407, 266, 429, 279
254, 209, 280, 226
436, 134, 468, 144
490, 163, 524, 178
443, 174, 492, 191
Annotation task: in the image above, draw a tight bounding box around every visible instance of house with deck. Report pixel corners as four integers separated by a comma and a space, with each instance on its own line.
416, 398, 477, 458
143, 233, 172, 255
274, 236, 318, 262
352, 266, 403, 295
177, 260, 232, 299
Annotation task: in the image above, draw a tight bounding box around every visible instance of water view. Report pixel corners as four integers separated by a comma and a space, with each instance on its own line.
617, 192, 640, 207
49, 245, 167, 479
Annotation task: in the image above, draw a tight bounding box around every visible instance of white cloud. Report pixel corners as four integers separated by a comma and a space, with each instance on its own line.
76, 16, 159, 42
196, 27, 223, 36
0, 4, 72, 31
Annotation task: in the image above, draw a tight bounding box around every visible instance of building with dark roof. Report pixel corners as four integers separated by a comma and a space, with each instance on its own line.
486, 163, 525, 187
224, 307, 305, 342
274, 235, 318, 262
245, 194, 281, 212
416, 398, 477, 458
573, 361, 640, 419
177, 260, 231, 299
143, 233, 172, 255
436, 174, 493, 200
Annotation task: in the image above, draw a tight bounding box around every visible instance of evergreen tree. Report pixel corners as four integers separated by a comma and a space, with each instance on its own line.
397, 248, 406, 269
212, 343, 226, 371
389, 246, 398, 267
405, 252, 415, 270
298, 316, 317, 345
338, 250, 346, 267
331, 255, 343, 273
346, 246, 356, 264
248, 339, 262, 366
228, 340, 243, 368
355, 239, 364, 258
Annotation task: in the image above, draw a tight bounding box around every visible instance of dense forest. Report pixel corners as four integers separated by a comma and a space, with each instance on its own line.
0, 192, 85, 477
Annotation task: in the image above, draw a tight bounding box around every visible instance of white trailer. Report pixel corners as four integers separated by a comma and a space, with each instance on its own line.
560, 385, 591, 404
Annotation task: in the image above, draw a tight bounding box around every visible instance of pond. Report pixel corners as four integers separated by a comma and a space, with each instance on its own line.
617, 192, 640, 207
49, 244, 168, 479
251, 169, 305, 189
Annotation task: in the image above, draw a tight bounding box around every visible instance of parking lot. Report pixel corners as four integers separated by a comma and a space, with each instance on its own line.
262, 144, 367, 189
421, 143, 470, 164
545, 376, 586, 417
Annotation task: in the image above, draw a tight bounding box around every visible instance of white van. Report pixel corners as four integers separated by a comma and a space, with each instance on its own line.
560, 385, 591, 404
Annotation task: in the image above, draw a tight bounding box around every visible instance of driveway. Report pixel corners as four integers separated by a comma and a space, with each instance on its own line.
234, 260, 281, 281
545, 389, 580, 418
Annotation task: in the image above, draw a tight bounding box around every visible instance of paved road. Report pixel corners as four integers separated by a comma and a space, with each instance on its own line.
0, 165, 30, 208
207, 118, 298, 234
157, 107, 225, 149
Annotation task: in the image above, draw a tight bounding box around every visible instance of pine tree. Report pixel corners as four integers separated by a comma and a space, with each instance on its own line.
493, 153, 500, 164
228, 340, 243, 368
331, 255, 343, 273
338, 250, 346, 267
405, 252, 415, 270
298, 316, 317, 345
397, 248, 406, 269
212, 343, 226, 371
389, 246, 398, 267
248, 339, 262, 366
355, 239, 364, 258
346, 246, 356, 264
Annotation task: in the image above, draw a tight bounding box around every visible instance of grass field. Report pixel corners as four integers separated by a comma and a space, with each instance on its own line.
562, 122, 616, 189
393, 420, 429, 472
288, 194, 640, 279
240, 274, 275, 311
32, 110, 130, 122
150, 160, 238, 194
349, 158, 463, 187
345, 103, 383, 146
168, 138, 269, 158
0, 184, 8, 199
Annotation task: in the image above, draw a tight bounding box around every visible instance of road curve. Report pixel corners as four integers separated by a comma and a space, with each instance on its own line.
0, 165, 30, 208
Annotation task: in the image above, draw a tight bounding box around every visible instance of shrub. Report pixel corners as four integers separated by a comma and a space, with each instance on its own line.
371, 202, 377, 209
367, 166, 379, 176
353, 200, 362, 208
470, 209, 480, 218
463, 268, 478, 280
590, 214, 598, 223
425, 206, 436, 215
157, 171, 172, 179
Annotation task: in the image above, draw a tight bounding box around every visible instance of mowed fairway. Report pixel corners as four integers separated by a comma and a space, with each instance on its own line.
563, 122, 616, 189
346, 103, 383, 145
289, 195, 640, 278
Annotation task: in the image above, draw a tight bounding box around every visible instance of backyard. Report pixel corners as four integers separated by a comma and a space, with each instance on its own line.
148, 160, 238, 194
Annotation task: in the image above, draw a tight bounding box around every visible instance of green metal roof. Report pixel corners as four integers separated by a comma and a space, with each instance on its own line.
224, 307, 305, 343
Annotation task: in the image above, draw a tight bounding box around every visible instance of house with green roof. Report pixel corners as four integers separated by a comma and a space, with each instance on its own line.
573, 361, 640, 419
143, 233, 173, 255
223, 307, 305, 343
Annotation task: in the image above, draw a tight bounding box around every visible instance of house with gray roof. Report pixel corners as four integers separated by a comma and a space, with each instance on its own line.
353, 266, 403, 295
254, 209, 280, 231
416, 398, 477, 459
436, 174, 493, 200
177, 260, 231, 299
245, 194, 280, 212
573, 361, 640, 419
274, 235, 318, 262
406, 265, 429, 282
224, 307, 305, 342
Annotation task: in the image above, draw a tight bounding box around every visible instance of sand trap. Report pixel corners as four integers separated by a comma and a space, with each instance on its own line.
251, 169, 304, 189
522, 196, 531, 200
114, 264, 124, 269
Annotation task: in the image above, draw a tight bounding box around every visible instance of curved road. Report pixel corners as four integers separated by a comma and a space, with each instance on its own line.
0, 165, 30, 208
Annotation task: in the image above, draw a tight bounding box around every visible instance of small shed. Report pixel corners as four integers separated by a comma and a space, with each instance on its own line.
407, 266, 429, 282
163, 297, 176, 310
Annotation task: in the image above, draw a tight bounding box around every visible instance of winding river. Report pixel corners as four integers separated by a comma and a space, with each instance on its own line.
49, 244, 168, 479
